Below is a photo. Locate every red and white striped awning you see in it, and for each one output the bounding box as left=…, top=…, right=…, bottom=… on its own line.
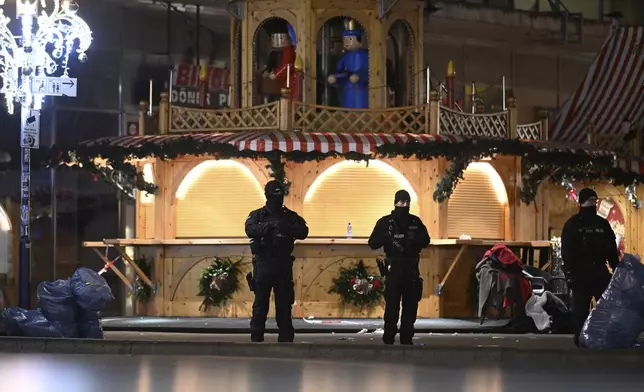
left=550, top=27, right=644, bottom=143
left=83, top=131, right=464, bottom=155
left=81, top=131, right=612, bottom=156
left=616, top=158, right=644, bottom=174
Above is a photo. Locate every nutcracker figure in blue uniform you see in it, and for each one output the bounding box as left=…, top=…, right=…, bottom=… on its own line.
left=327, top=19, right=369, bottom=109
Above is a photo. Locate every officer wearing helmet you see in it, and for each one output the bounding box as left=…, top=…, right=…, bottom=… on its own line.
left=245, top=180, right=309, bottom=342
left=561, top=188, right=619, bottom=346
left=368, top=190, right=430, bottom=345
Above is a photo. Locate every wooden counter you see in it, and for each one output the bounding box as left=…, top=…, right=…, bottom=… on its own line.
left=84, top=239, right=550, bottom=318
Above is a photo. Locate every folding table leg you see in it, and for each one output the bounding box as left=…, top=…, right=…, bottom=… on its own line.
left=117, top=247, right=154, bottom=289
left=92, top=248, right=134, bottom=292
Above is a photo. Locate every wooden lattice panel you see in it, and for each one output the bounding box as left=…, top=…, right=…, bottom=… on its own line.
left=293, top=102, right=429, bottom=133
left=170, top=102, right=279, bottom=132
left=439, top=106, right=508, bottom=137
left=517, top=121, right=542, bottom=140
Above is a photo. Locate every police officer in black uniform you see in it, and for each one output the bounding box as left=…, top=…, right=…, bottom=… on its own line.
left=245, top=180, right=309, bottom=343
left=561, top=188, right=619, bottom=346
left=368, top=190, right=430, bottom=345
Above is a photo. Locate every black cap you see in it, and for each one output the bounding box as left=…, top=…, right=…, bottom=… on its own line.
left=394, top=190, right=411, bottom=204
left=578, top=188, right=597, bottom=204
left=265, top=180, right=284, bottom=196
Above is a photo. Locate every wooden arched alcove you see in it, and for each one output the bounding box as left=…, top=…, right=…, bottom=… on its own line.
left=384, top=18, right=418, bottom=107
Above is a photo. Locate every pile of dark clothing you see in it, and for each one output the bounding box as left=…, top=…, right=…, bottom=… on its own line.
left=476, top=244, right=532, bottom=326
left=581, top=253, right=644, bottom=349
left=0, top=268, right=114, bottom=339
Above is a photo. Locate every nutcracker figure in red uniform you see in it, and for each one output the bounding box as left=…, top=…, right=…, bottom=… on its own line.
left=262, top=19, right=298, bottom=101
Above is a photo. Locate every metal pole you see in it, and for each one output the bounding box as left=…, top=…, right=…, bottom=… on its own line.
left=471, top=81, right=476, bottom=113
left=425, top=66, right=430, bottom=104
left=502, top=76, right=506, bottom=111
left=148, top=79, right=153, bottom=115
left=195, top=5, right=201, bottom=62
left=50, top=107, right=57, bottom=281
left=18, top=120, right=31, bottom=309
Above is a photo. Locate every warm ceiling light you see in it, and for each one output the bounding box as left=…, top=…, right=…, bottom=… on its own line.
left=141, top=163, right=155, bottom=204
left=176, top=160, right=260, bottom=200
left=304, top=160, right=418, bottom=203
left=467, top=162, right=508, bottom=204
left=0, top=206, right=11, bottom=232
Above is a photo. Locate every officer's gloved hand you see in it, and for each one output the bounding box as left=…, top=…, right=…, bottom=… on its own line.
left=274, top=221, right=291, bottom=236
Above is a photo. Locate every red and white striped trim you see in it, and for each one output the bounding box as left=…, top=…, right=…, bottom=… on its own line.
left=616, top=158, right=644, bottom=174
left=550, top=27, right=644, bottom=143
left=84, top=132, right=464, bottom=155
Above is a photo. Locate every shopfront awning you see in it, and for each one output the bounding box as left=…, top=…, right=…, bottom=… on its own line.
left=550, top=27, right=644, bottom=144
left=82, top=131, right=463, bottom=155
left=616, top=158, right=644, bottom=175
left=81, top=131, right=610, bottom=156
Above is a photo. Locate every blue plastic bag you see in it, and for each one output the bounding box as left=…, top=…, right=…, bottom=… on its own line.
left=581, top=254, right=644, bottom=349
left=1, top=308, right=22, bottom=336
left=1, top=307, right=62, bottom=338
left=70, top=268, right=114, bottom=311
left=77, top=310, right=104, bottom=339
left=37, top=279, right=78, bottom=338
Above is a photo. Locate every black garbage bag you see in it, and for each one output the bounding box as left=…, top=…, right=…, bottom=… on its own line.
left=37, top=279, right=78, bottom=338
left=581, top=253, right=644, bottom=349
left=77, top=310, right=104, bottom=339
left=1, top=307, right=62, bottom=338
left=70, top=268, right=114, bottom=311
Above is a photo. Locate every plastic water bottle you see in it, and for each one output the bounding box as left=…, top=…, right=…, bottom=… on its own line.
left=347, top=223, right=353, bottom=238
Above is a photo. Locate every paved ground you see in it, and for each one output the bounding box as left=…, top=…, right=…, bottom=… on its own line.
left=105, top=331, right=577, bottom=350
left=0, top=352, right=642, bottom=392
left=102, top=316, right=510, bottom=333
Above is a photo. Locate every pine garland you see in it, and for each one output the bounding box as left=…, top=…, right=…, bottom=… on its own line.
left=131, top=257, right=152, bottom=304
left=329, top=260, right=385, bottom=309
left=4, top=134, right=639, bottom=205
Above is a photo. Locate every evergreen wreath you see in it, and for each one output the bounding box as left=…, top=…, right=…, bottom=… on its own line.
left=131, top=256, right=153, bottom=304
left=197, top=257, right=242, bottom=311
left=329, top=260, right=385, bottom=308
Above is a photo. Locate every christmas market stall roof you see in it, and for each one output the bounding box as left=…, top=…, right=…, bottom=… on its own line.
left=42, top=130, right=643, bottom=204
left=550, top=26, right=644, bottom=144
left=79, top=131, right=613, bottom=158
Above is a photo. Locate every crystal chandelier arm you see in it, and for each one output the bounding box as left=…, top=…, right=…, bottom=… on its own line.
left=33, top=14, right=92, bottom=76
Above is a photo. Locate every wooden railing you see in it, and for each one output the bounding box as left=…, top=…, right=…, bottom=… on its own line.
left=292, top=102, right=429, bottom=133
left=139, top=91, right=548, bottom=141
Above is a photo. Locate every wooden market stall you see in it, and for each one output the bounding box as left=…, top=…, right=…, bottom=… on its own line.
left=80, top=1, right=644, bottom=319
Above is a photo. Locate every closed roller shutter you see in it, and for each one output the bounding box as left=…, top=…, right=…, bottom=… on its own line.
left=303, top=160, right=419, bottom=237
left=447, top=163, right=505, bottom=239
left=175, top=161, right=265, bottom=237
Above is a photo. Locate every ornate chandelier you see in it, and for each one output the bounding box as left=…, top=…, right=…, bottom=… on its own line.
left=0, top=0, right=92, bottom=114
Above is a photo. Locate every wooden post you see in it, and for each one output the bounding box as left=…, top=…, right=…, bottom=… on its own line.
left=429, top=90, right=440, bottom=134
left=632, top=132, right=641, bottom=156
left=138, top=101, right=147, bottom=136
left=159, top=92, right=169, bottom=134
left=507, top=96, right=518, bottom=138
left=279, top=88, right=292, bottom=131
left=539, top=109, right=549, bottom=141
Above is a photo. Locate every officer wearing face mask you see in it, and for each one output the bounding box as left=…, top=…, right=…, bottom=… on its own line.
left=561, top=188, right=619, bottom=346
left=245, top=180, right=309, bottom=342
left=368, top=190, right=430, bottom=345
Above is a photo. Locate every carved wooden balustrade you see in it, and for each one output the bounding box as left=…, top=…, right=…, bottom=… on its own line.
left=138, top=91, right=548, bottom=141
